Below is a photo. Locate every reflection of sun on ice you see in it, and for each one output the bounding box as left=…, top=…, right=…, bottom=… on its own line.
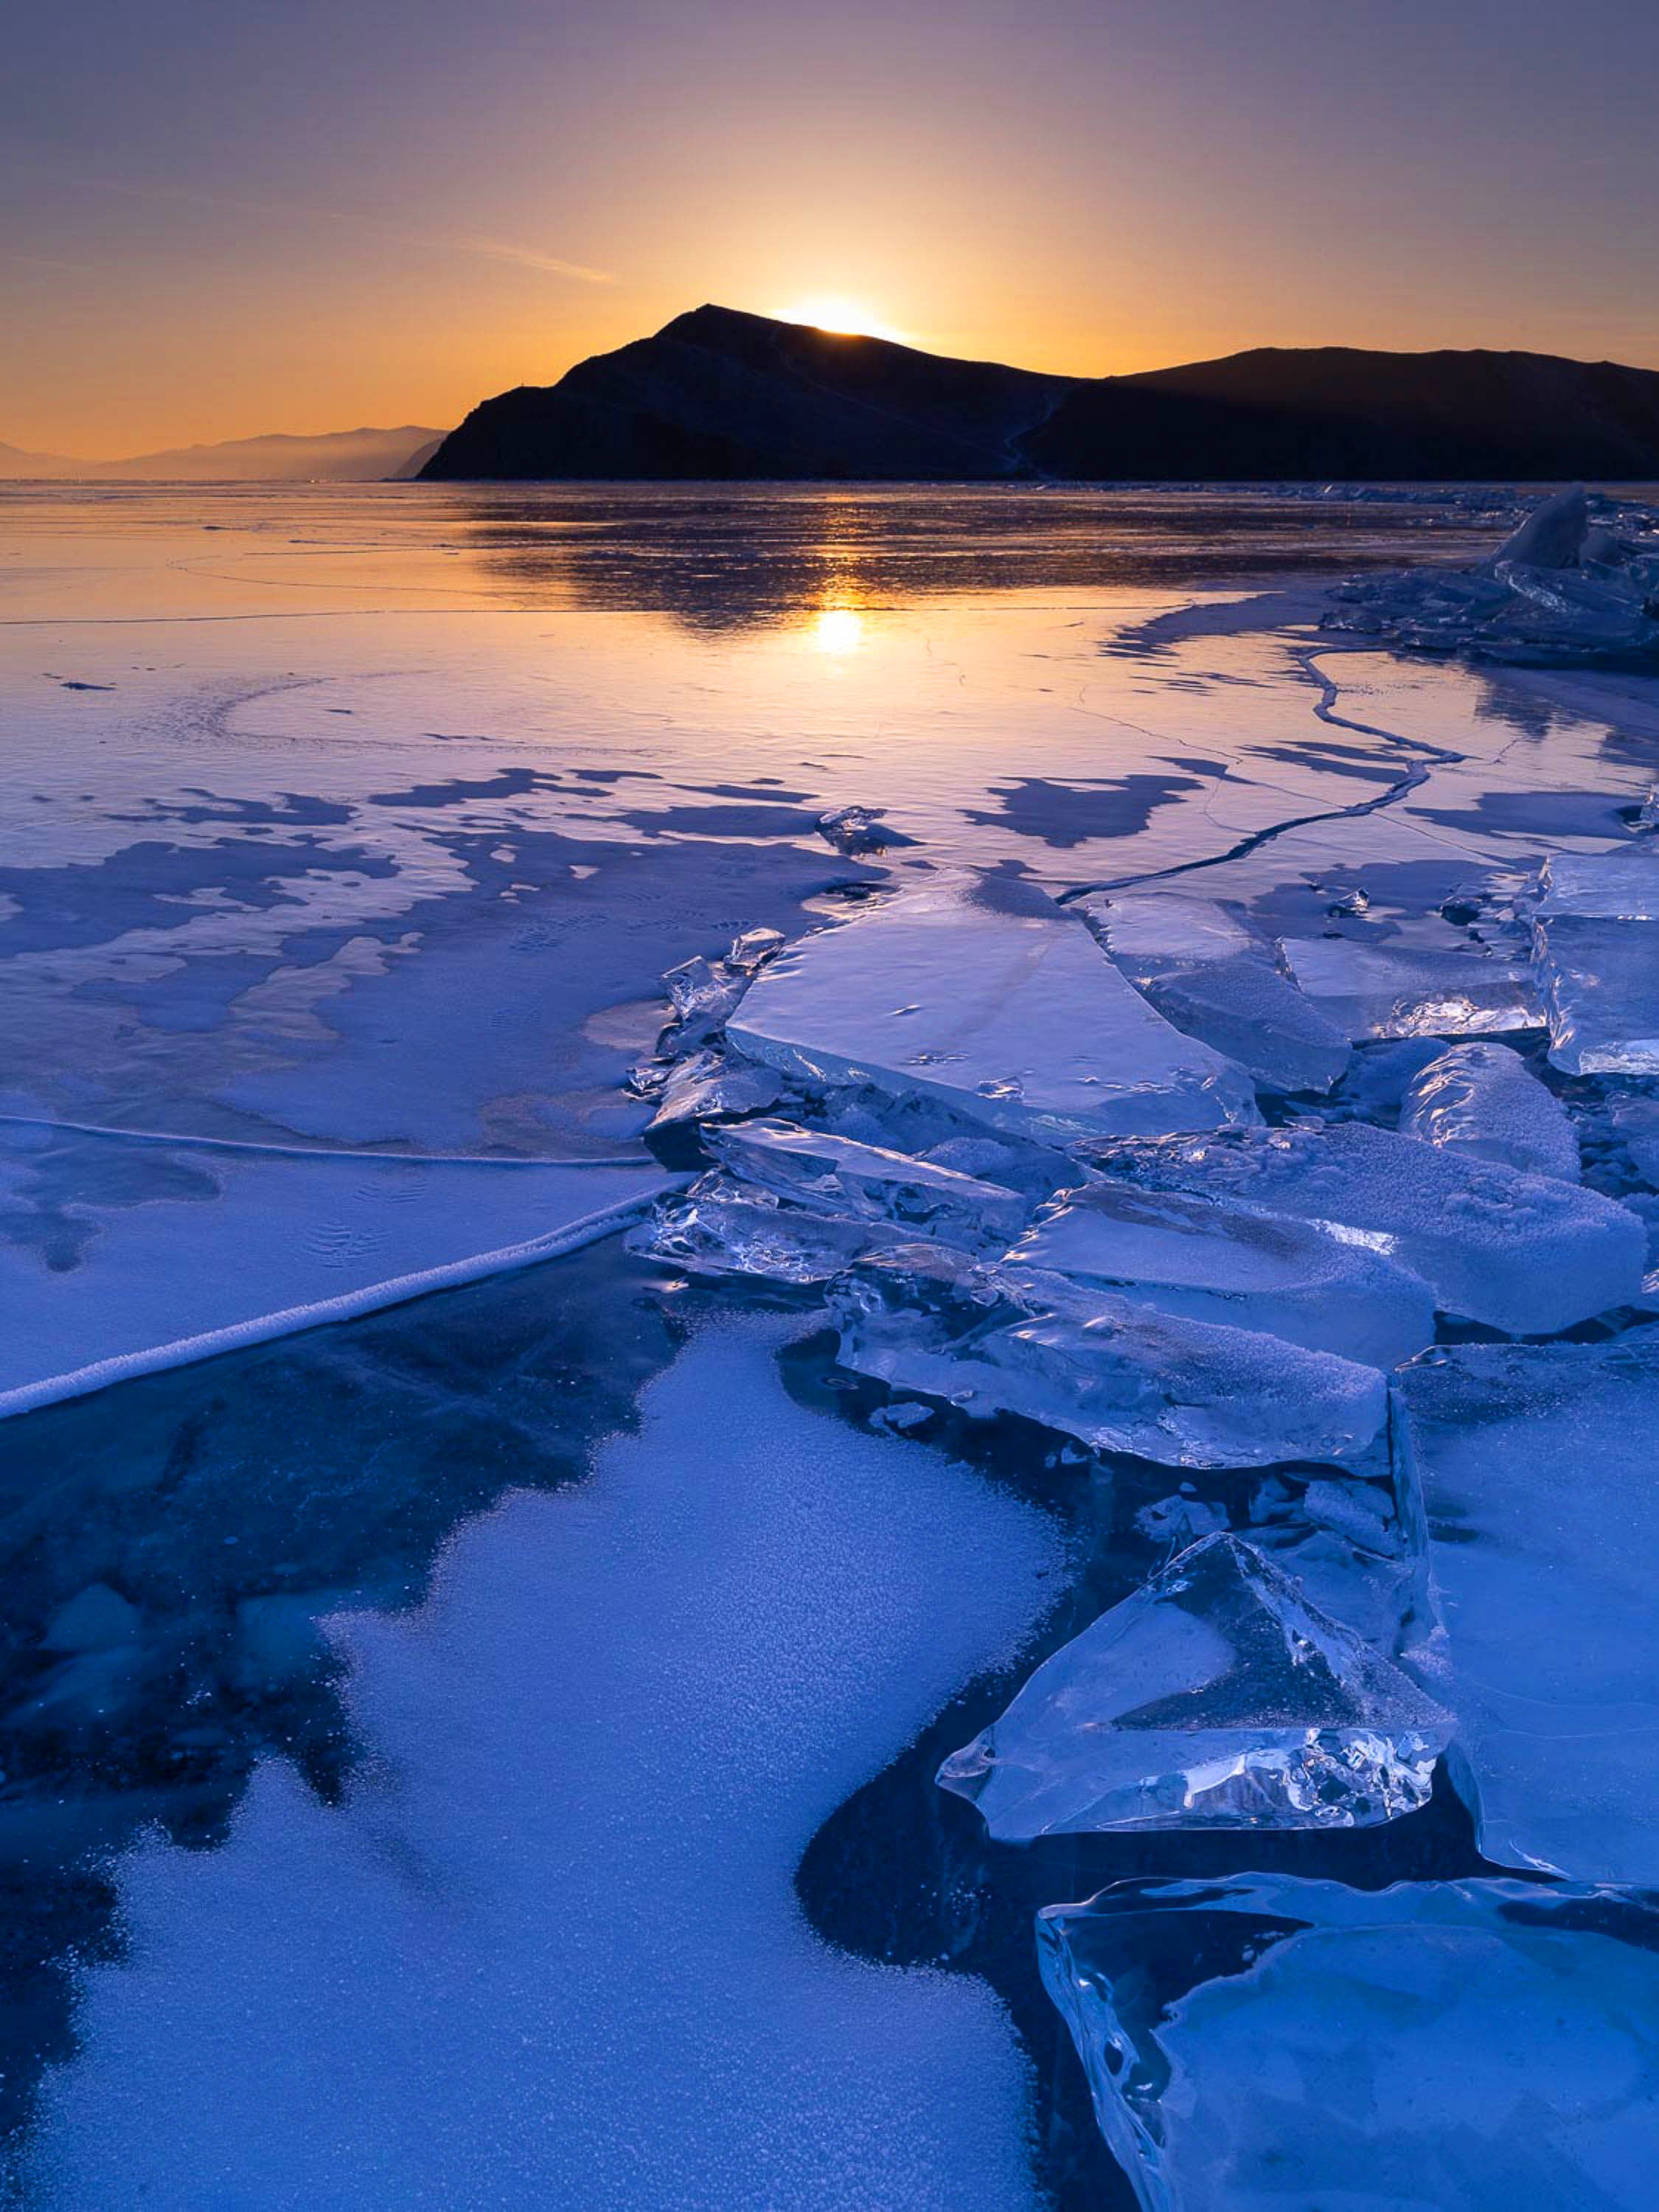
left=811, top=606, right=865, bottom=653
left=779, top=296, right=905, bottom=343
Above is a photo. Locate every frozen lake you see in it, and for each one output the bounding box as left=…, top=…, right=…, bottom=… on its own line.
left=4, top=482, right=1658, bottom=2208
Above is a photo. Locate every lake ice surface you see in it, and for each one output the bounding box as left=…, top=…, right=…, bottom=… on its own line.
left=4, top=481, right=1659, bottom=2208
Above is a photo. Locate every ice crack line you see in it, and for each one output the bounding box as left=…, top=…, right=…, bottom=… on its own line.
left=1057, top=644, right=1469, bottom=901
left=0, top=1112, right=653, bottom=1169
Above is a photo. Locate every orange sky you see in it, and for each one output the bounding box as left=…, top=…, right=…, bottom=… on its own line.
left=7, top=0, right=1659, bottom=455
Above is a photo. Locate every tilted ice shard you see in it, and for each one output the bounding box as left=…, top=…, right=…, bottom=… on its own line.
left=705, top=1119, right=1028, bottom=1248
left=1037, top=1876, right=1659, bottom=2212
left=726, top=872, right=1262, bottom=1145
left=627, top=1174, right=910, bottom=1284
left=938, top=1534, right=1450, bottom=1840
left=1281, top=933, right=1543, bottom=1040
left=1534, top=913, right=1659, bottom=1074
left=642, top=1051, right=790, bottom=1135
left=1007, top=1178, right=1436, bottom=1366
left=1087, top=1121, right=1644, bottom=1334
left=1536, top=849, right=1659, bottom=920
left=1399, top=1040, right=1579, bottom=1180
left=829, top=1249, right=1389, bottom=1469
left=1395, top=1329, right=1659, bottom=1884
left=1487, top=482, right=1590, bottom=571
left=1074, top=891, right=1351, bottom=1094
left=1610, top=1092, right=1659, bottom=1184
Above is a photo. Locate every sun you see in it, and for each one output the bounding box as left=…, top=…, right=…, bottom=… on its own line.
left=776, top=295, right=905, bottom=344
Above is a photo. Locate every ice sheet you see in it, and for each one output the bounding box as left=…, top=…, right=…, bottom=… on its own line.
left=24, top=1319, right=1057, bottom=2211
left=939, top=1534, right=1449, bottom=1838
left=0, top=1128, right=669, bottom=1414
left=1089, top=1121, right=1644, bottom=1334
left=1280, top=933, right=1543, bottom=1040
left=727, top=873, right=1260, bottom=1144
left=1534, top=913, right=1659, bottom=1074
left=1038, top=1876, right=1659, bottom=2212
left=1395, top=1330, right=1659, bottom=1883
left=1007, top=1178, right=1436, bottom=1366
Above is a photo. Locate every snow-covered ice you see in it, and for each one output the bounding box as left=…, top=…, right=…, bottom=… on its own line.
left=938, top=1533, right=1450, bottom=1838
left=1038, top=1874, right=1659, bottom=2212
left=727, top=872, right=1261, bottom=1144
left=1074, top=891, right=1351, bottom=1093
left=1090, top=1121, right=1644, bottom=1334
left=1395, top=1329, right=1659, bottom=1884
left=830, top=1248, right=1390, bottom=1468
left=1398, top=1040, right=1579, bottom=1180
left=1006, top=1178, right=1436, bottom=1366
left=23, top=1319, right=1057, bottom=2211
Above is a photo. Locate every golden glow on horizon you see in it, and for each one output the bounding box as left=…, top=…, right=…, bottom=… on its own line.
left=776, top=296, right=906, bottom=344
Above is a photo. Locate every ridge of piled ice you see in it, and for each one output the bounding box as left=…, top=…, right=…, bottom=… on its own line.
left=1322, top=486, right=1659, bottom=664
left=1533, top=912, right=1659, bottom=1074
left=1037, top=1875, right=1659, bottom=2212
left=1281, top=933, right=1543, bottom=1041
left=1395, top=1329, right=1659, bottom=1884
left=938, top=1533, right=1450, bottom=1839
left=1086, top=1121, right=1644, bottom=1334
left=726, top=872, right=1262, bottom=1145
left=1074, top=891, right=1351, bottom=1094
left=1006, top=1178, right=1436, bottom=1366
left=706, top=1119, right=1029, bottom=1248
left=627, top=1173, right=911, bottom=1284
left=1399, top=1040, right=1579, bottom=1180
left=829, top=1247, right=1389, bottom=1469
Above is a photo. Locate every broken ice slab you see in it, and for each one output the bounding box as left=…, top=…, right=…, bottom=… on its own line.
left=1281, top=933, right=1543, bottom=1040
left=1399, top=1040, right=1579, bottom=1181
left=830, top=1248, right=1389, bottom=1470
left=1395, top=1329, right=1659, bottom=1883
left=1536, top=850, right=1659, bottom=920
left=1037, top=1875, right=1659, bottom=2212
left=1609, top=1092, right=1659, bottom=1184
left=726, top=873, right=1262, bottom=1146
left=1088, top=1121, right=1644, bottom=1334
left=1007, top=1178, right=1436, bottom=1366
left=1534, top=914, right=1659, bottom=1074
left=938, top=1533, right=1450, bottom=1840
left=1076, top=891, right=1351, bottom=1093
left=815, top=804, right=915, bottom=856
left=705, top=1119, right=1027, bottom=1249
left=626, top=1174, right=909, bottom=1286
left=641, top=1051, right=791, bottom=1135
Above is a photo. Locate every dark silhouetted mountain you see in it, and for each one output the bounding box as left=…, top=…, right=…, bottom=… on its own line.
left=0, top=426, right=442, bottom=482
left=420, top=309, right=1659, bottom=483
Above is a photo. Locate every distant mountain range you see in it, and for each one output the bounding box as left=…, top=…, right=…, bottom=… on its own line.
left=419, top=306, right=1659, bottom=482
left=0, top=425, right=442, bottom=483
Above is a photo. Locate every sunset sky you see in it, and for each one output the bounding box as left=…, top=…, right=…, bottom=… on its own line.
left=7, top=0, right=1659, bottom=456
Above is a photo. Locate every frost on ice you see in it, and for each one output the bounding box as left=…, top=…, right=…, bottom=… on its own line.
left=1088, top=1121, right=1644, bottom=1335
left=1399, top=1040, right=1579, bottom=1181
left=1395, top=1329, right=1659, bottom=1885
left=938, top=1533, right=1450, bottom=1840
left=726, top=872, right=1261, bottom=1144
left=24, top=1321, right=1057, bottom=2212
left=829, top=1248, right=1390, bottom=1469
left=1008, top=1178, right=1436, bottom=1367
left=1037, top=1876, right=1659, bottom=2212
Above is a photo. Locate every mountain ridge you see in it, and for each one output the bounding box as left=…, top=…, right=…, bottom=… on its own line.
left=420, top=307, right=1659, bottom=483
left=0, top=425, right=442, bottom=483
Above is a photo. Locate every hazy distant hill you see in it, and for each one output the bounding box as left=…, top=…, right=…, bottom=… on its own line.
left=420, top=307, right=1659, bottom=482
left=0, top=425, right=442, bottom=483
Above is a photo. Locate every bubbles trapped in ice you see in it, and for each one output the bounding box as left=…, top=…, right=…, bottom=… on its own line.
left=939, top=1533, right=1450, bottom=1840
